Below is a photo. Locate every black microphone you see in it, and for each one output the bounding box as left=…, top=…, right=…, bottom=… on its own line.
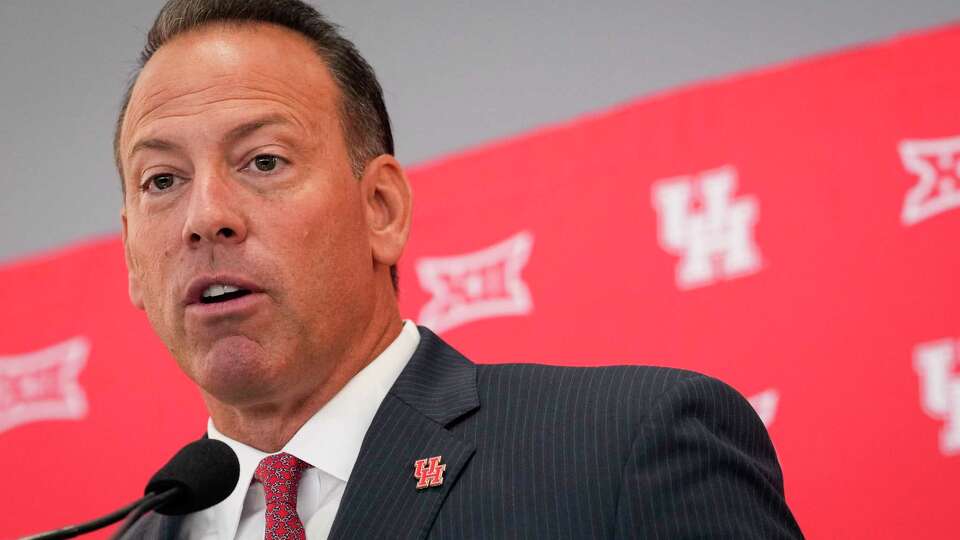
left=22, top=439, right=240, bottom=540
left=142, top=438, right=241, bottom=515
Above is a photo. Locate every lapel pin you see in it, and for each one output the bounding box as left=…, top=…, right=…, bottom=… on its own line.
left=413, top=455, right=446, bottom=489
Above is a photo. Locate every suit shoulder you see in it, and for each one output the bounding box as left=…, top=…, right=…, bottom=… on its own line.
left=477, top=362, right=704, bottom=386
left=475, top=362, right=727, bottom=412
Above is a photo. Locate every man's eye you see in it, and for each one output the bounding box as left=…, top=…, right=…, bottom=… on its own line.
left=252, top=155, right=280, bottom=172
left=148, top=174, right=176, bottom=191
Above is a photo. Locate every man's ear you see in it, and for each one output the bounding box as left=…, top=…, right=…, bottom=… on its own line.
left=360, top=154, right=413, bottom=269
left=121, top=208, right=145, bottom=310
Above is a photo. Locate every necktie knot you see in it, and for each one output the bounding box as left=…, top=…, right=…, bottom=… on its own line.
left=254, top=452, right=311, bottom=539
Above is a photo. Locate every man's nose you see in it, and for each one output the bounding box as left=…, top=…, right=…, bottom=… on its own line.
left=182, top=170, right=248, bottom=247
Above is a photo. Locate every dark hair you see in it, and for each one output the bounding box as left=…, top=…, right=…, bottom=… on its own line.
left=115, top=0, right=398, bottom=289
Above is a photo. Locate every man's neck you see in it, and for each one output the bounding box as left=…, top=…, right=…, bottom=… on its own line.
left=203, top=313, right=404, bottom=453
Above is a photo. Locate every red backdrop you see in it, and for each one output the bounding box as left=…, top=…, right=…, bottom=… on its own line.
left=2, top=22, right=959, bottom=539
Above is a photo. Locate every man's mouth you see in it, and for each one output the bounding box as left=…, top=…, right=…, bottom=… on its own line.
left=200, top=284, right=253, bottom=304
left=184, top=275, right=264, bottom=311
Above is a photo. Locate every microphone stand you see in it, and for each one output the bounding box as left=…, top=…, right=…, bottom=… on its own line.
left=111, top=487, right=181, bottom=539
left=21, top=487, right=180, bottom=540
left=22, top=438, right=238, bottom=539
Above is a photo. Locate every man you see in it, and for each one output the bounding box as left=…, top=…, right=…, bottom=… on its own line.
left=117, top=0, right=802, bottom=538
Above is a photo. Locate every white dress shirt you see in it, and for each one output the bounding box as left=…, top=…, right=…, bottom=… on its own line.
left=180, top=321, right=421, bottom=540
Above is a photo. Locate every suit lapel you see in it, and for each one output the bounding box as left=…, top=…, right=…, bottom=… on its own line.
left=328, top=327, right=480, bottom=539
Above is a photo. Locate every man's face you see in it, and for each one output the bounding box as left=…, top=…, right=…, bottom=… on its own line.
left=120, top=24, right=380, bottom=406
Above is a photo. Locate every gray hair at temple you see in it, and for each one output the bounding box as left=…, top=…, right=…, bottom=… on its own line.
left=113, top=0, right=394, bottom=188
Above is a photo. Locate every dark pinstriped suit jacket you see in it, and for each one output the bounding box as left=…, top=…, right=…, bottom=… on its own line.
left=123, top=326, right=802, bottom=538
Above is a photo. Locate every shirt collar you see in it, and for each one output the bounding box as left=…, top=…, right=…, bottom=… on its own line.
left=283, top=319, right=420, bottom=481
left=204, top=320, right=421, bottom=538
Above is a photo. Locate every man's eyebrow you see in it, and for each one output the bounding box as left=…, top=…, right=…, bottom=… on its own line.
left=127, top=114, right=297, bottom=160
left=128, top=138, right=181, bottom=160
left=222, top=114, right=296, bottom=145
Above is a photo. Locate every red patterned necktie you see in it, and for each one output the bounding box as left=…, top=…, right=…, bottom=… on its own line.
left=254, top=452, right=311, bottom=540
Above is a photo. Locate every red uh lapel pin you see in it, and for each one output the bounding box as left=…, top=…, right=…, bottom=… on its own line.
left=413, top=456, right=446, bottom=489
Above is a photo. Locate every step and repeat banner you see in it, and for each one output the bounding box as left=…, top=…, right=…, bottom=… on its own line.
left=2, top=22, right=958, bottom=539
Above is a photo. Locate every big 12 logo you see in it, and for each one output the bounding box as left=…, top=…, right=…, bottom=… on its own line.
left=416, top=231, right=534, bottom=334
left=899, top=135, right=960, bottom=226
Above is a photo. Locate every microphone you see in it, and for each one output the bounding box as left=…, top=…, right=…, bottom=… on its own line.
left=143, top=438, right=241, bottom=515
left=23, top=439, right=240, bottom=540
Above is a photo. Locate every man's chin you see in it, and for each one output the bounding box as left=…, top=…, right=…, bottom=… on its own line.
left=191, top=335, right=277, bottom=405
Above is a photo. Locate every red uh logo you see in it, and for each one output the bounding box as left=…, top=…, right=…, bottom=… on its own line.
left=413, top=456, right=446, bottom=489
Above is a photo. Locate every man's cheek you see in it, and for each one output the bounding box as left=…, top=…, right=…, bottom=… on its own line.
left=137, top=272, right=173, bottom=333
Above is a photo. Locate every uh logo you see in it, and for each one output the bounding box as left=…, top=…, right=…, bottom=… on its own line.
left=914, top=338, right=960, bottom=455
left=651, top=166, right=763, bottom=290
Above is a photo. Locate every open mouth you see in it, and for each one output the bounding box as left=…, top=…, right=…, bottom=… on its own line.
left=200, top=284, right=253, bottom=304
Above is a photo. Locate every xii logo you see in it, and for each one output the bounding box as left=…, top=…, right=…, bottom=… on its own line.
left=914, top=338, right=960, bottom=455
left=0, top=337, right=90, bottom=434
left=413, top=456, right=446, bottom=489
left=899, top=135, right=960, bottom=226
left=416, top=231, right=533, bottom=334
left=651, top=166, right=763, bottom=289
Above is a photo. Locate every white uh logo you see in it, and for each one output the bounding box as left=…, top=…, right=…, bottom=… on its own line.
left=651, top=166, right=762, bottom=289
left=914, top=338, right=960, bottom=455
left=899, top=135, right=960, bottom=226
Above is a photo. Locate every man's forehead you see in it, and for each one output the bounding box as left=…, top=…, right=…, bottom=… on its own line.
left=145, top=21, right=323, bottom=72
left=122, top=22, right=337, bottom=147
